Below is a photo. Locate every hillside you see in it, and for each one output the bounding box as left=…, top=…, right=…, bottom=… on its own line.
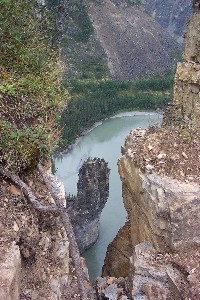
left=142, top=0, right=192, bottom=43
left=0, top=1, right=199, bottom=300
left=88, top=0, right=180, bottom=80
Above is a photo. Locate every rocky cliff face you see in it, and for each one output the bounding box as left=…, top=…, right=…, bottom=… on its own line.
left=163, top=4, right=200, bottom=127
left=142, top=0, right=192, bottom=43
left=102, top=221, right=132, bottom=278
left=0, top=170, right=71, bottom=300
left=88, top=0, right=180, bottom=80
left=102, top=1, right=200, bottom=299
left=67, top=158, right=110, bottom=254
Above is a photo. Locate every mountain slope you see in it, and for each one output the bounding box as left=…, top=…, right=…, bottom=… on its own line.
left=142, top=0, right=192, bottom=43
left=88, top=0, right=180, bottom=80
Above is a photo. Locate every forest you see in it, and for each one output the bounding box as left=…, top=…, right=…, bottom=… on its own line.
left=60, top=72, right=174, bottom=147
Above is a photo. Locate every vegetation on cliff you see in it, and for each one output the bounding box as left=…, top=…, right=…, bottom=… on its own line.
left=0, top=0, right=67, bottom=171
left=0, top=0, right=177, bottom=159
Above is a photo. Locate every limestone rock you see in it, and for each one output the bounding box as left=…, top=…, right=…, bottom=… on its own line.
left=103, top=2, right=200, bottom=299
left=0, top=243, right=21, bottom=300
left=131, top=241, right=199, bottom=299
left=67, top=158, right=110, bottom=253
left=102, top=221, right=132, bottom=278
left=118, top=157, right=200, bottom=251
left=163, top=3, right=200, bottom=127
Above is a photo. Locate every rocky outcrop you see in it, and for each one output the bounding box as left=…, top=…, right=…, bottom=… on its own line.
left=0, top=169, right=72, bottom=300
left=0, top=244, right=21, bottom=300
left=94, top=276, right=130, bottom=299
left=131, top=241, right=200, bottom=299
left=141, top=0, right=192, bottom=43
left=67, top=158, right=110, bottom=254
left=88, top=0, right=180, bottom=80
left=102, top=221, right=132, bottom=278
left=102, top=1, right=200, bottom=299
left=163, top=4, right=200, bottom=127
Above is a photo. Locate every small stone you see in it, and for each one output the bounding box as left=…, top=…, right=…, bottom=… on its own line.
left=171, top=155, right=179, bottom=161
left=148, top=144, right=153, bottom=151
left=28, top=180, right=33, bottom=187
left=104, top=284, right=118, bottom=300
left=107, top=277, right=115, bottom=285
left=22, top=248, right=30, bottom=258
left=182, top=152, right=188, bottom=159
left=50, top=278, right=61, bottom=298
left=157, top=153, right=166, bottom=159
left=9, top=185, right=21, bottom=196
left=13, top=221, right=19, bottom=232
left=145, top=164, right=154, bottom=171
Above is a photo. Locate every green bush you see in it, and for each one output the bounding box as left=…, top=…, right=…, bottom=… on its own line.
left=0, top=0, right=67, bottom=171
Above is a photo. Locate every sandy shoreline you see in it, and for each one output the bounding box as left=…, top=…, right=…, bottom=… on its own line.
left=56, top=111, right=163, bottom=157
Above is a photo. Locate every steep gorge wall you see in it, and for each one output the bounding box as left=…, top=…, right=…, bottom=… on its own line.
left=0, top=170, right=71, bottom=300
left=88, top=0, right=180, bottom=80
left=141, top=0, right=192, bottom=43
left=102, top=1, right=200, bottom=298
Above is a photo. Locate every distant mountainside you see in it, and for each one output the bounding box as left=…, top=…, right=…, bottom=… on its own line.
left=141, top=0, right=192, bottom=43
left=88, top=0, right=180, bottom=80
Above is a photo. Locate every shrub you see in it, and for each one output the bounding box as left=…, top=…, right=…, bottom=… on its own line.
left=0, top=0, right=67, bottom=171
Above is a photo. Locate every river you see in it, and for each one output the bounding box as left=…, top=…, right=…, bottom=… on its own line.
left=54, top=112, right=162, bottom=282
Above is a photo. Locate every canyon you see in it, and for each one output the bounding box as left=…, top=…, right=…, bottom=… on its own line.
left=102, top=1, right=200, bottom=298
left=0, top=1, right=199, bottom=299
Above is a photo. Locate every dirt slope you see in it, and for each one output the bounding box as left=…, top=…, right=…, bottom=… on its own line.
left=142, top=0, right=192, bottom=43
left=88, top=0, right=180, bottom=80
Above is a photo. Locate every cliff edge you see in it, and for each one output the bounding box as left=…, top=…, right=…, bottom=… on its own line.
left=102, top=1, right=200, bottom=299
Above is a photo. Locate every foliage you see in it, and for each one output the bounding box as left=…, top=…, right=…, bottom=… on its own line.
left=0, top=0, right=67, bottom=171
left=60, top=73, right=174, bottom=148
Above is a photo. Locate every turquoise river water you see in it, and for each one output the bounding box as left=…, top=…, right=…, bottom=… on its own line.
left=54, top=112, right=162, bottom=282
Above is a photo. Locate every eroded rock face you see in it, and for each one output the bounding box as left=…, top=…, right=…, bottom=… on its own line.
left=102, top=1, right=200, bottom=299
left=131, top=241, right=200, bottom=300
left=118, top=152, right=200, bottom=252
left=67, top=158, right=110, bottom=254
left=102, top=221, right=132, bottom=278
left=163, top=4, right=200, bottom=127
left=141, top=0, right=192, bottom=43
left=0, top=244, right=21, bottom=300
left=0, top=170, right=70, bottom=300
left=88, top=0, right=180, bottom=80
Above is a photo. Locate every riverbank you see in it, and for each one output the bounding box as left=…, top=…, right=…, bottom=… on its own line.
left=54, top=113, right=163, bottom=281
left=56, top=110, right=163, bottom=157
